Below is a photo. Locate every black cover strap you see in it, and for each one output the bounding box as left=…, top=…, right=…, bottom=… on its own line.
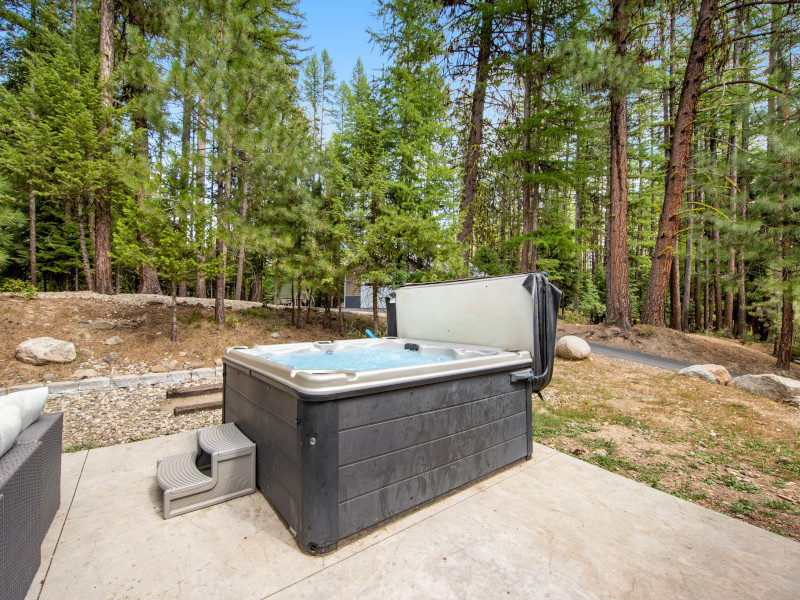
left=511, top=272, right=562, bottom=391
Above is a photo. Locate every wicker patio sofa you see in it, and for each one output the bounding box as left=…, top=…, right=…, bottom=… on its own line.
left=0, top=412, right=62, bottom=600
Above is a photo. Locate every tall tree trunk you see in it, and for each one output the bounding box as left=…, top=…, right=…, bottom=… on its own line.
left=372, top=284, right=379, bottom=333
left=642, top=0, right=718, bottom=326
left=712, top=142, right=722, bottom=330
left=234, top=181, right=248, bottom=300
left=521, top=6, right=533, bottom=272
left=606, top=0, right=632, bottom=331
left=457, top=1, right=493, bottom=268
left=195, top=98, right=207, bottom=298
left=681, top=216, right=693, bottom=331
left=249, top=256, right=263, bottom=302
left=724, top=28, right=741, bottom=335
left=215, top=142, right=232, bottom=326
left=694, top=255, right=702, bottom=330
left=28, top=0, right=37, bottom=287
left=574, top=142, right=582, bottom=312
left=337, top=292, right=345, bottom=336
left=777, top=286, right=794, bottom=371
left=670, top=255, right=681, bottom=329
left=775, top=34, right=793, bottom=370
left=295, top=281, right=304, bottom=329
left=94, top=0, right=115, bottom=295
left=29, top=185, right=36, bottom=287
left=77, top=198, right=93, bottom=290
left=704, top=256, right=711, bottom=331
left=134, top=114, right=162, bottom=294
left=735, top=19, right=750, bottom=339
left=291, top=279, right=296, bottom=325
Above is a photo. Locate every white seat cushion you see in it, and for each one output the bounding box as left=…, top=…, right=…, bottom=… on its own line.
left=0, top=404, right=22, bottom=459
left=0, top=387, right=49, bottom=431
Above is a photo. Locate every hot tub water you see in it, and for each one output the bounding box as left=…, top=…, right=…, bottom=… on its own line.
left=265, top=348, right=454, bottom=372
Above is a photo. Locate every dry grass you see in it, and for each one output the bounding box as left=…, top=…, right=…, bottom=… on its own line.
left=539, top=355, right=800, bottom=540
left=1, top=295, right=378, bottom=385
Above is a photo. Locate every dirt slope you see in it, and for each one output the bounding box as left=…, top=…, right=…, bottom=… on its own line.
left=559, top=322, right=800, bottom=380
left=1, top=292, right=376, bottom=386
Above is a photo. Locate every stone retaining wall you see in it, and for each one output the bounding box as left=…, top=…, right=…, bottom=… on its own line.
left=0, top=367, right=223, bottom=397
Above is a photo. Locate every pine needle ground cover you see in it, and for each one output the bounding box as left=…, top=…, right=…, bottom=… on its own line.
left=538, top=355, right=800, bottom=541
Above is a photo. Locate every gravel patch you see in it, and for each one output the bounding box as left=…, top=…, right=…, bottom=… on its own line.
left=30, top=291, right=264, bottom=311
left=45, top=379, right=222, bottom=451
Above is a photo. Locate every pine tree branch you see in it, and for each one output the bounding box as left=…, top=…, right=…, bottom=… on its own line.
left=701, top=79, right=784, bottom=95
left=720, top=0, right=795, bottom=12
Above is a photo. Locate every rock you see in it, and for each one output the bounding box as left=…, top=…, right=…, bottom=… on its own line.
left=594, top=448, right=608, bottom=457
left=191, top=368, right=218, bottom=381
left=729, top=374, right=800, bottom=407
left=179, top=351, right=188, bottom=357
left=72, top=368, right=99, bottom=380
left=42, top=372, right=55, bottom=381
left=270, top=332, right=280, bottom=339
left=150, top=365, right=169, bottom=373
left=15, top=337, right=76, bottom=365
left=104, top=336, right=123, bottom=346
left=103, top=353, right=118, bottom=364
left=699, top=364, right=733, bottom=385
left=555, top=336, right=591, bottom=360
left=90, top=320, right=115, bottom=330
left=48, top=377, right=111, bottom=396
left=678, top=365, right=719, bottom=383
left=214, top=358, right=223, bottom=367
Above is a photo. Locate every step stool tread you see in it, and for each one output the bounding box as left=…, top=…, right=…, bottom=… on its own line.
left=198, top=423, right=254, bottom=457
left=157, top=450, right=211, bottom=493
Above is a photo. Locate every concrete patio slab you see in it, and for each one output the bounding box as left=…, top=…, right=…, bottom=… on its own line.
left=29, top=434, right=800, bottom=600
left=25, top=450, right=87, bottom=600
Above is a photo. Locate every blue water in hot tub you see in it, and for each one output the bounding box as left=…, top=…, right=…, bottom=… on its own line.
left=267, top=348, right=454, bottom=372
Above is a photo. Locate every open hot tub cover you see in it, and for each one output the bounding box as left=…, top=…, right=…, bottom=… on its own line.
left=387, top=272, right=562, bottom=391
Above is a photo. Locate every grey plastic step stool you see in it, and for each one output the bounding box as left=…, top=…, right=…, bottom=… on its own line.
left=156, top=423, right=255, bottom=518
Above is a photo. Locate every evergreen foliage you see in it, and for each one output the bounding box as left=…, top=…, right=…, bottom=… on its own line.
left=0, top=0, right=797, bottom=364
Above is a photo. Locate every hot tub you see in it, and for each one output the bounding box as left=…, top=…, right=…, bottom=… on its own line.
left=222, top=273, right=561, bottom=555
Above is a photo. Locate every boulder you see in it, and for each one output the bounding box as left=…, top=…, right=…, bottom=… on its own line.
left=15, top=337, right=76, bottom=365
left=699, top=364, right=733, bottom=385
left=729, top=374, right=800, bottom=407
left=104, top=336, right=123, bottom=346
left=90, top=320, right=115, bottom=330
left=555, top=336, right=591, bottom=360
left=72, top=368, right=99, bottom=380
left=679, top=365, right=719, bottom=383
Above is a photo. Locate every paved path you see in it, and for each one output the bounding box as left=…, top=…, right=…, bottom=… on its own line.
left=29, top=432, right=800, bottom=600
left=588, top=342, right=693, bottom=371
left=587, top=342, right=743, bottom=377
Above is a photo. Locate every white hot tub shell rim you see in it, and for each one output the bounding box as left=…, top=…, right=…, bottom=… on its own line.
left=223, top=337, right=532, bottom=400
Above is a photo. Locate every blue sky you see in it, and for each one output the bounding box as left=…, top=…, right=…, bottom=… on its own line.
left=297, top=0, right=385, bottom=84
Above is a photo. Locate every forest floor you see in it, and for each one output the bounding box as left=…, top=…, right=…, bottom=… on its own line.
left=1, top=291, right=374, bottom=386
left=559, top=321, right=800, bottom=379
left=538, top=354, right=800, bottom=542
left=2, top=292, right=798, bottom=540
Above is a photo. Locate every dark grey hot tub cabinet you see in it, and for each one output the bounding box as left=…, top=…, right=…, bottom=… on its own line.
left=223, top=272, right=561, bottom=555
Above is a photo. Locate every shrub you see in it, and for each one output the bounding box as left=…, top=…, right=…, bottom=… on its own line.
left=0, top=278, right=37, bottom=299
